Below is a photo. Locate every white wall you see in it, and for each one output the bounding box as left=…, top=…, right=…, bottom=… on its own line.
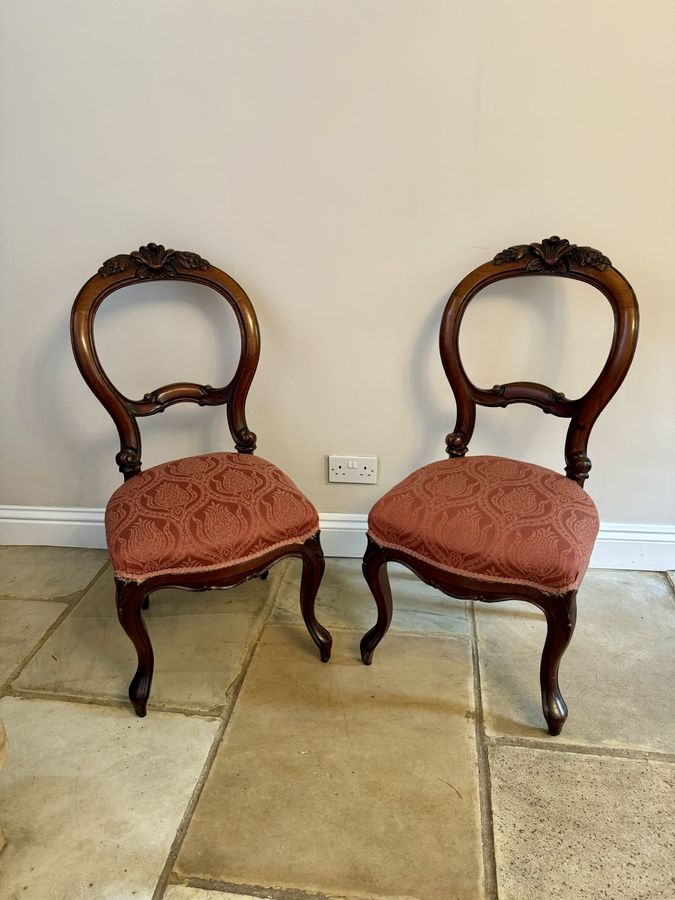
left=1, top=1, right=673, bottom=537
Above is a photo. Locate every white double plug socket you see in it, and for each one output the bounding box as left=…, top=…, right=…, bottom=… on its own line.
left=328, top=455, right=378, bottom=484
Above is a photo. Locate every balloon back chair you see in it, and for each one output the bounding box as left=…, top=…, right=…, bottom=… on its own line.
left=361, top=237, right=638, bottom=735
left=71, top=243, right=331, bottom=716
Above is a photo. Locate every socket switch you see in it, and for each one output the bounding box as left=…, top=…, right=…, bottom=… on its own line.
left=328, top=455, right=378, bottom=484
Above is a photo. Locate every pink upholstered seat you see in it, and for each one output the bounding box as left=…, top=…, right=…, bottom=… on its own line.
left=368, top=455, right=599, bottom=595
left=105, top=452, right=319, bottom=583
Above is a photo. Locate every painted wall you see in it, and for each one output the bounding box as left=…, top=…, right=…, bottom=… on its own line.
left=1, top=1, right=673, bottom=530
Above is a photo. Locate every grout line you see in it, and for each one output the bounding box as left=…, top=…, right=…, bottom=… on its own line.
left=0, top=592, right=90, bottom=604
left=468, top=601, right=499, bottom=900
left=182, top=875, right=344, bottom=899
left=0, top=560, right=111, bottom=696
left=267, top=619, right=470, bottom=639
left=151, top=568, right=288, bottom=900
left=486, top=734, right=675, bottom=763
left=5, top=687, right=225, bottom=720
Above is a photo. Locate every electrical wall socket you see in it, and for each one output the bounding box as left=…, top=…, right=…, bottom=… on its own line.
left=328, top=455, right=378, bottom=484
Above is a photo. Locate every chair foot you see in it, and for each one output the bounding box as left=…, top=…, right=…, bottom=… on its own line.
left=360, top=537, right=393, bottom=664
left=539, top=591, right=577, bottom=736
left=546, top=713, right=565, bottom=737
left=129, top=671, right=151, bottom=718
left=259, top=570, right=269, bottom=581
left=299, top=534, right=332, bottom=662
left=116, top=580, right=154, bottom=718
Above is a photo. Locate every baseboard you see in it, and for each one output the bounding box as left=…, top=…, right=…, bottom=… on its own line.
left=318, top=513, right=369, bottom=558
left=587, top=524, right=675, bottom=571
left=0, top=506, right=673, bottom=571
left=0, top=506, right=107, bottom=549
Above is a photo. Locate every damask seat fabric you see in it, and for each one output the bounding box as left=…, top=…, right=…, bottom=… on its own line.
left=368, top=455, right=599, bottom=595
left=105, top=453, right=319, bottom=583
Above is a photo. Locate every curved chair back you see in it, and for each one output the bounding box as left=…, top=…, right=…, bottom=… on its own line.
left=71, top=243, right=260, bottom=480
left=439, top=236, right=639, bottom=485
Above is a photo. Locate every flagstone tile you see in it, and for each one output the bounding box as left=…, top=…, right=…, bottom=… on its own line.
left=0, top=598, right=67, bottom=683
left=0, top=696, right=219, bottom=900
left=0, top=546, right=108, bottom=601
left=489, top=743, right=675, bottom=900
left=475, top=569, right=675, bottom=750
left=176, top=625, right=482, bottom=900
left=14, top=564, right=286, bottom=714
left=273, top=557, right=469, bottom=637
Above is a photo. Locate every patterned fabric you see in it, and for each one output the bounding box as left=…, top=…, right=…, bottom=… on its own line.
left=105, top=453, right=319, bottom=582
left=368, top=455, right=599, bottom=595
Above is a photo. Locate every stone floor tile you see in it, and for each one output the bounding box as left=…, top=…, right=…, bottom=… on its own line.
left=274, top=557, right=469, bottom=637
left=0, top=598, right=66, bottom=684
left=176, top=624, right=481, bottom=900
left=475, top=569, right=675, bottom=750
left=14, top=564, right=286, bottom=714
left=667, top=571, right=674, bottom=592
left=489, top=743, right=675, bottom=900
left=0, top=696, right=219, bottom=900
left=0, top=546, right=108, bottom=600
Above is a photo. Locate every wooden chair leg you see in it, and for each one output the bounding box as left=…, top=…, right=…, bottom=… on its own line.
left=299, top=534, right=332, bottom=662
left=360, top=536, right=393, bottom=665
left=141, top=595, right=150, bottom=610
left=539, top=590, right=577, bottom=735
left=115, top=579, right=154, bottom=717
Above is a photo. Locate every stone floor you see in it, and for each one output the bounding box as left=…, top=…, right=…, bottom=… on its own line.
left=0, top=546, right=674, bottom=900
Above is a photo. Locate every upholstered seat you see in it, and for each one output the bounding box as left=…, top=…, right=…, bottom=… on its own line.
left=368, top=455, right=599, bottom=596
left=106, top=452, right=319, bottom=583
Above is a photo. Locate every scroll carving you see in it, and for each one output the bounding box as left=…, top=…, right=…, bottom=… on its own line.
left=494, top=236, right=611, bottom=274
left=445, top=431, right=469, bottom=458
left=565, top=452, right=592, bottom=486
left=99, top=243, right=209, bottom=279
left=233, top=428, right=257, bottom=454
left=116, top=447, right=142, bottom=479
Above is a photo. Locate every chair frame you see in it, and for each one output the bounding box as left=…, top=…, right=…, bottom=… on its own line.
left=71, top=243, right=331, bottom=716
left=361, top=236, right=639, bottom=734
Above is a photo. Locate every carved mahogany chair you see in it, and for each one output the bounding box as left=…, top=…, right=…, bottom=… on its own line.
left=71, top=243, right=332, bottom=716
left=361, top=237, right=638, bottom=735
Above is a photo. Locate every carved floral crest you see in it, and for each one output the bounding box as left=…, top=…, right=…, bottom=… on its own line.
left=493, top=236, right=611, bottom=273
left=99, top=243, right=210, bottom=278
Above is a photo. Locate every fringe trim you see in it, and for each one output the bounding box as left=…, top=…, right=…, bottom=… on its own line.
left=111, top=525, right=320, bottom=584
left=367, top=530, right=587, bottom=596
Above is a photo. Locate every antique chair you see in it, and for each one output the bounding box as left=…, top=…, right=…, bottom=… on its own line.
left=361, top=237, right=638, bottom=735
left=71, top=243, right=332, bottom=716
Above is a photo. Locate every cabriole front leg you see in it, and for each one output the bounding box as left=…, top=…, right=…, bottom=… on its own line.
left=360, top=537, right=393, bottom=664
left=299, top=534, right=332, bottom=662
left=115, top=579, right=154, bottom=717
left=539, top=590, right=577, bottom=735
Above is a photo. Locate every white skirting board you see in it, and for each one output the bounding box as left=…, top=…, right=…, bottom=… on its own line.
left=0, top=506, right=673, bottom=572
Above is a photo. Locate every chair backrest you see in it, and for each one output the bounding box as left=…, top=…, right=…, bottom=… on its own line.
left=71, top=243, right=260, bottom=481
left=440, top=236, right=639, bottom=486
